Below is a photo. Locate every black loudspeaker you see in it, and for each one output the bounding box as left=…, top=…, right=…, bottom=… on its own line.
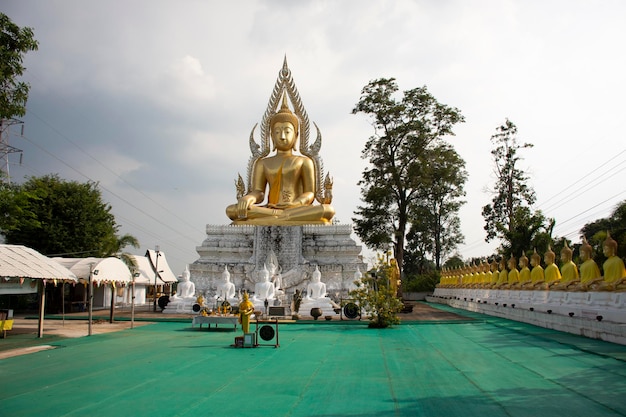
left=192, top=303, right=201, bottom=312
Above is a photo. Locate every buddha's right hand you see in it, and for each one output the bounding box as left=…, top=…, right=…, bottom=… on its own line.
left=237, top=196, right=256, bottom=219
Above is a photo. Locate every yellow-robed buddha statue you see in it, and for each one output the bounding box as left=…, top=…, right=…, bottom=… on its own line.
left=226, top=58, right=335, bottom=226
left=495, top=258, right=508, bottom=288
left=518, top=252, right=532, bottom=287
left=507, top=255, right=520, bottom=288
left=574, top=237, right=601, bottom=291
left=592, top=232, right=626, bottom=291
left=524, top=249, right=545, bottom=289
left=544, top=246, right=562, bottom=288
left=553, top=242, right=579, bottom=290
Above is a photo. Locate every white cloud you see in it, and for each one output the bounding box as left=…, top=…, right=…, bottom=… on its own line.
left=4, top=0, right=626, bottom=274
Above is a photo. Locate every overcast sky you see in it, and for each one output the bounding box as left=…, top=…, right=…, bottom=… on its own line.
left=4, top=0, right=626, bottom=276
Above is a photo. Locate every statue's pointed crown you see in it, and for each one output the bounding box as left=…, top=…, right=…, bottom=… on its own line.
left=270, top=91, right=299, bottom=133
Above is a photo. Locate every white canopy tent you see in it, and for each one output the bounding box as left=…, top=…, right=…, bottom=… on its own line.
left=144, top=249, right=179, bottom=311
left=0, top=244, right=78, bottom=337
left=53, top=257, right=133, bottom=309
left=145, top=249, right=178, bottom=284
left=124, top=255, right=163, bottom=306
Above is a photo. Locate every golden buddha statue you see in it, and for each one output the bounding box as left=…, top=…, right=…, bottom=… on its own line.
left=495, top=258, right=508, bottom=288
left=573, top=237, right=601, bottom=291
left=226, top=58, right=335, bottom=226
left=489, top=259, right=499, bottom=287
left=518, top=252, right=532, bottom=287
left=478, top=261, right=488, bottom=287
left=485, top=260, right=494, bottom=288
left=524, top=249, right=545, bottom=289
left=544, top=246, right=562, bottom=288
left=591, top=232, right=626, bottom=291
left=553, top=242, right=579, bottom=291
left=507, top=254, right=520, bottom=288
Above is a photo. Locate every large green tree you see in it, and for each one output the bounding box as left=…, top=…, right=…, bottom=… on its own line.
left=352, top=78, right=465, bottom=275
left=0, top=174, right=130, bottom=257
left=482, top=119, right=551, bottom=256
left=0, top=13, right=38, bottom=119
left=407, top=142, right=467, bottom=270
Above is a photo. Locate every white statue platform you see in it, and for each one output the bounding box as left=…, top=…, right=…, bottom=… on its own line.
left=431, top=287, right=626, bottom=344
left=299, top=297, right=339, bottom=317
left=189, top=224, right=367, bottom=316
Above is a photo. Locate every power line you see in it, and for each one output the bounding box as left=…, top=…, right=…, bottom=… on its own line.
left=19, top=132, right=200, bottom=249
left=537, top=149, right=626, bottom=210
left=25, top=109, right=200, bottom=236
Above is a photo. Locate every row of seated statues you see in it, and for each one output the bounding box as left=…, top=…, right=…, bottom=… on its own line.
left=166, top=261, right=333, bottom=314
left=438, top=234, right=626, bottom=292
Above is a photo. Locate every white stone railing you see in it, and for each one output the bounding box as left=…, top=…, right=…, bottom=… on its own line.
left=432, top=287, right=626, bottom=323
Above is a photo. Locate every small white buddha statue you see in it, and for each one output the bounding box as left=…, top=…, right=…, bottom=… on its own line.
left=173, top=265, right=195, bottom=299
left=253, top=264, right=275, bottom=301
left=306, top=266, right=327, bottom=300
left=347, top=266, right=362, bottom=291
left=216, top=265, right=236, bottom=301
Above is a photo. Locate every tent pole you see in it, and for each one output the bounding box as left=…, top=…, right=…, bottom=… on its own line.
left=88, top=263, right=94, bottom=336
left=62, top=281, right=65, bottom=327
left=38, top=280, right=45, bottom=338
left=131, top=279, right=135, bottom=329
left=109, top=283, right=115, bottom=323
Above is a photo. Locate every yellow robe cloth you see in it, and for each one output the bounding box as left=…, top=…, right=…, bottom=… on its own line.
left=531, top=266, right=544, bottom=284
left=545, top=263, right=561, bottom=283
left=580, top=260, right=601, bottom=284
left=602, top=256, right=626, bottom=284
left=560, top=261, right=579, bottom=284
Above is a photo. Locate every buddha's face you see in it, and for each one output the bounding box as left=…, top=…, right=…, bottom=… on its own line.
left=603, top=243, right=615, bottom=257
left=531, top=257, right=538, bottom=267
left=544, top=254, right=554, bottom=265
left=560, top=251, right=570, bottom=263
left=580, top=248, right=590, bottom=261
left=519, top=258, right=528, bottom=268
left=508, top=259, right=515, bottom=270
left=272, top=122, right=297, bottom=151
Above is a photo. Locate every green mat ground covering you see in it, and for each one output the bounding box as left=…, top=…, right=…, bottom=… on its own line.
left=1, top=305, right=626, bottom=417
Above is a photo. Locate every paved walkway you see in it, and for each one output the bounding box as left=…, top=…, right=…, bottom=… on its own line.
left=1, top=303, right=626, bottom=416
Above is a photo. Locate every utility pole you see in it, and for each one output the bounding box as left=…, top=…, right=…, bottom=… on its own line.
left=0, top=118, right=24, bottom=184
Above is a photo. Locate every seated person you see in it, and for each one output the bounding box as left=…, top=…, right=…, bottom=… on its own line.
left=591, top=232, right=626, bottom=291
left=216, top=266, right=236, bottom=301
left=307, top=266, right=327, bottom=299
left=518, top=252, right=532, bottom=287
left=573, top=237, right=601, bottom=291
left=253, top=265, right=276, bottom=301
left=172, top=265, right=195, bottom=300
left=225, top=94, right=335, bottom=225
left=553, top=242, right=580, bottom=290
